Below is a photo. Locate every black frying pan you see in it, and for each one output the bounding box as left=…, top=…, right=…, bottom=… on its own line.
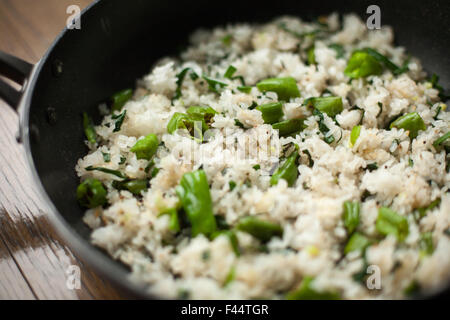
left=0, top=0, right=449, bottom=299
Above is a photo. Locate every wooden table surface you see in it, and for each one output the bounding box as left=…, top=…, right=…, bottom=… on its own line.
left=0, top=0, right=128, bottom=299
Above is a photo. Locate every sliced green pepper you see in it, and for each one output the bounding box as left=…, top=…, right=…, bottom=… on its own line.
left=159, top=208, right=180, bottom=233
left=350, top=125, right=361, bottom=146
left=236, top=216, right=283, bottom=242
left=272, top=119, right=307, bottom=137
left=130, top=134, right=159, bottom=160
left=389, top=112, right=426, bottom=139
left=111, top=88, right=133, bottom=112
left=344, top=232, right=371, bottom=254
left=343, top=201, right=360, bottom=234
left=344, top=51, right=383, bottom=79
left=376, top=207, right=409, bottom=242
left=76, top=178, right=107, bottom=208
left=256, top=77, right=300, bottom=101
left=175, top=170, right=217, bottom=237
left=82, top=112, right=97, bottom=144
left=256, top=102, right=284, bottom=124
left=305, top=96, right=343, bottom=117
left=270, top=152, right=299, bottom=187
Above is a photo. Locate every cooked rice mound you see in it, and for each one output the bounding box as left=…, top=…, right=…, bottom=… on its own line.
left=76, top=13, right=450, bottom=299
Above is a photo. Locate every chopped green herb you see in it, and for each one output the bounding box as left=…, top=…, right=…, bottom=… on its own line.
left=211, top=230, right=240, bottom=256
left=302, top=149, right=314, bottom=167
left=429, top=74, right=449, bottom=101
left=203, top=75, right=228, bottom=93
left=102, top=152, right=111, bottom=163
left=221, top=34, right=232, bottom=46
left=85, top=166, right=126, bottom=179
left=433, top=132, right=450, bottom=151
left=237, top=86, right=252, bottom=93
left=229, top=181, right=237, bottom=191
left=223, top=265, right=236, bottom=287
left=366, top=162, right=378, bottom=171
left=253, top=164, right=261, bottom=170
left=234, top=119, right=245, bottom=129
left=364, top=48, right=408, bottom=75
left=408, top=158, right=414, bottom=167
left=112, top=110, right=126, bottom=132
left=119, top=156, right=126, bottom=165
left=328, top=43, right=345, bottom=58
left=415, top=198, right=441, bottom=219
left=313, top=108, right=334, bottom=144
left=174, top=68, right=198, bottom=100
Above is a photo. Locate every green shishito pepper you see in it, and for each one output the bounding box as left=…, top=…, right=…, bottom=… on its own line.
left=175, top=170, right=217, bottom=237
left=256, top=77, right=300, bottom=101
left=186, top=105, right=217, bottom=122
left=270, top=152, right=299, bottom=187
left=344, top=232, right=371, bottom=254
left=112, top=179, right=148, bottom=195
left=344, top=51, right=383, bottom=79
left=82, top=112, right=97, bottom=144
left=167, top=112, right=206, bottom=138
left=130, top=134, right=159, bottom=160
left=236, top=216, right=283, bottom=242
left=305, top=96, right=343, bottom=118
left=376, top=207, right=409, bottom=242
left=286, top=276, right=340, bottom=300
left=389, top=112, right=426, bottom=139
left=76, top=178, right=107, bottom=208
left=343, top=200, right=360, bottom=234
left=111, top=88, right=133, bottom=113
left=272, top=119, right=307, bottom=137
left=256, top=102, right=284, bottom=124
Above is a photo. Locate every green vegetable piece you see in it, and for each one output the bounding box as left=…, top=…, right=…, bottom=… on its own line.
left=364, top=48, right=409, bottom=75
left=404, top=281, right=420, bottom=297
left=223, top=265, right=236, bottom=287
left=366, top=162, right=378, bottom=171
left=229, top=181, right=237, bottom=191
left=175, top=170, right=217, bottom=237
left=203, top=75, right=228, bottom=93
left=167, top=112, right=206, bottom=138
left=102, top=152, right=111, bottom=163
left=112, top=110, right=126, bottom=132
left=270, top=152, right=299, bottom=187
left=82, top=112, right=97, bottom=144
left=130, top=134, right=159, bottom=160
left=419, top=232, right=434, bottom=256
left=111, top=89, right=133, bottom=112
left=286, top=276, right=340, bottom=300
left=159, top=208, right=180, bottom=233
left=416, top=198, right=441, bottom=219
left=344, top=232, right=371, bottom=254
left=256, top=77, right=300, bottom=101
left=112, top=179, right=148, bottom=195
left=76, top=178, right=107, bottom=208
left=306, top=96, right=343, bottom=117
left=307, top=46, right=316, bottom=65
left=224, top=65, right=237, bottom=79
left=343, top=201, right=360, bottom=234
left=85, top=166, right=126, bottom=179
left=329, top=43, right=345, bottom=58
left=389, top=112, right=426, bottom=139
left=433, top=132, right=450, bottom=150
left=272, top=119, right=306, bottom=137
left=236, top=216, right=283, bottom=242
left=237, top=86, right=252, bottom=93
left=376, top=207, right=409, bottom=242
left=256, top=102, right=284, bottom=124
left=211, top=230, right=240, bottom=256
left=344, top=51, right=383, bottom=79
left=350, top=125, right=361, bottom=146
left=222, top=34, right=232, bottom=46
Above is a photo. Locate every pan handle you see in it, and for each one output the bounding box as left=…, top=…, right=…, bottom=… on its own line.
left=0, top=51, right=33, bottom=109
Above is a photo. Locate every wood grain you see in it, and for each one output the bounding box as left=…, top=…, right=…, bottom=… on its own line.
left=0, top=0, right=128, bottom=299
